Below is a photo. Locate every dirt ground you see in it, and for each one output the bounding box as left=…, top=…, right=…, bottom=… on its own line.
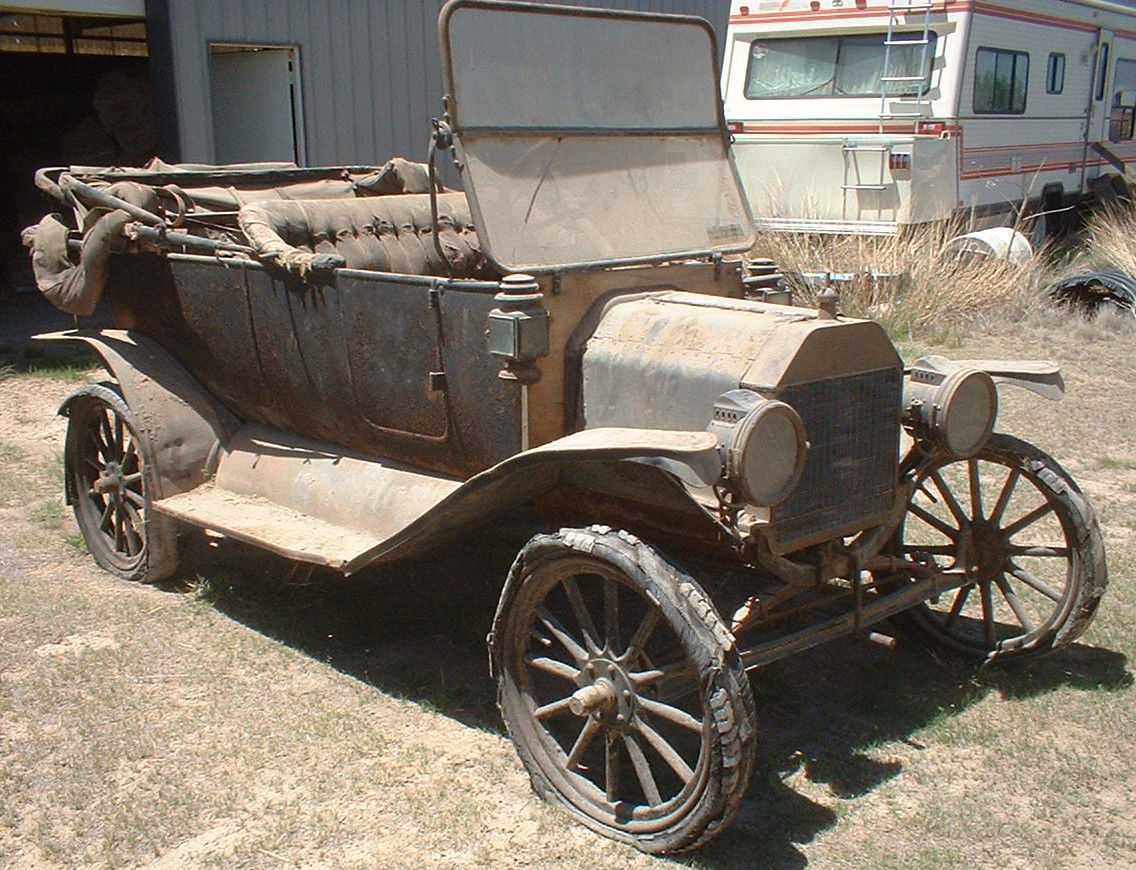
left=2, top=292, right=1135, bottom=869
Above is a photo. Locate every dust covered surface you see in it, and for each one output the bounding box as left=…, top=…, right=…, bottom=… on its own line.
left=2, top=304, right=1135, bottom=868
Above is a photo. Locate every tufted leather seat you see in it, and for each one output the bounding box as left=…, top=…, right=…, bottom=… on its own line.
left=238, top=192, right=492, bottom=278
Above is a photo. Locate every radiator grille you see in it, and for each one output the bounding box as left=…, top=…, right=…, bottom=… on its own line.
left=771, top=367, right=902, bottom=547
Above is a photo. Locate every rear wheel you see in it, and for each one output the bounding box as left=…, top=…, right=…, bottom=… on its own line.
left=891, top=434, right=1106, bottom=662
left=491, top=526, right=756, bottom=854
left=64, top=383, right=177, bottom=582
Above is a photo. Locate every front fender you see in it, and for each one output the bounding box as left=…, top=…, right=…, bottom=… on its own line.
left=38, top=329, right=238, bottom=498
left=911, top=355, right=1064, bottom=401
left=343, top=428, right=728, bottom=572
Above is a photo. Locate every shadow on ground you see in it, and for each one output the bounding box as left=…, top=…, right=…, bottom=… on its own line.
left=160, top=524, right=1130, bottom=870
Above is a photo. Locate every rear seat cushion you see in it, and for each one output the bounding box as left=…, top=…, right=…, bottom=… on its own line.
left=238, top=192, right=491, bottom=278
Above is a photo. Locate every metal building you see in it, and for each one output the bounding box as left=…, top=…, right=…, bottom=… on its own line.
left=147, top=0, right=730, bottom=167
left=0, top=0, right=725, bottom=295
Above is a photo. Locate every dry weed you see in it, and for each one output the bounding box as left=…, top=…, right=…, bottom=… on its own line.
left=751, top=219, right=1059, bottom=340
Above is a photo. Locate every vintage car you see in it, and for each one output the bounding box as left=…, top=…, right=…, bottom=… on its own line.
left=23, top=0, right=1106, bottom=854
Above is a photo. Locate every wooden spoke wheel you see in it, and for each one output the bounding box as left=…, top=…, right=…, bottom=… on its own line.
left=892, top=434, right=1106, bottom=661
left=64, top=383, right=176, bottom=583
left=492, top=527, right=756, bottom=854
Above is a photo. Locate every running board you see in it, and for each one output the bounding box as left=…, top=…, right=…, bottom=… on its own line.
left=155, top=485, right=385, bottom=570
left=153, top=423, right=461, bottom=570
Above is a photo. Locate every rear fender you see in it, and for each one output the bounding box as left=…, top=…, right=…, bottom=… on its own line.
left=37, top=329, right=238, bottom=498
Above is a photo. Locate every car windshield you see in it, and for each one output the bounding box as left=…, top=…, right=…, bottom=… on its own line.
left=745, top=32, right=936, bottom=99
left=440, top=1, right=755, bottom=272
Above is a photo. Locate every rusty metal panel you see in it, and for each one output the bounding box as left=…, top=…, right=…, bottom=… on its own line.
left=124, top=255, right=520, bottom=477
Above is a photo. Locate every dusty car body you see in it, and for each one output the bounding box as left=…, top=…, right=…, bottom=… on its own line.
left=25, top=0, right=1107, bottom=854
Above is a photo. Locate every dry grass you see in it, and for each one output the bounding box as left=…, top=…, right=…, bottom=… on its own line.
left=1068, top=197, right=1136, bottom=277
left=752, top=218, right=1060, bottom=341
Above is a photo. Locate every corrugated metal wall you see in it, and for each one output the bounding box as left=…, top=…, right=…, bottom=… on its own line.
left=151, top=0, right=729, bottom=167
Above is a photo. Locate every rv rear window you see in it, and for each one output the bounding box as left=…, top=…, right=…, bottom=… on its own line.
left=744, top=32, right=936, bottom=99
left=973, top=47, right=1029, bottom=114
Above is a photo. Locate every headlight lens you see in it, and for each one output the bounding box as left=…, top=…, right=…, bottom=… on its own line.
left=710, top=391, right=808, bottom=506
left=904, top=368, right=998, bottom=457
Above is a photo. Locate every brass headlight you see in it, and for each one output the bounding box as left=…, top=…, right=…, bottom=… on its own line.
left=708, top=390, right=808, bottom=507
left=904, top=367, right=998, bottom=457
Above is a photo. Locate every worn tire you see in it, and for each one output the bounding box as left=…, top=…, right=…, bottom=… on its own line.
left=890, top=434, right=1106, bottom=663
left=490, top=526, right=756, bottom=854
left=64, top=382, right=177, bottom=583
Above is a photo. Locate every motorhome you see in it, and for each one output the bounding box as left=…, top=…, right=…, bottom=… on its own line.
left=722, top=0, right=1136, bottom=235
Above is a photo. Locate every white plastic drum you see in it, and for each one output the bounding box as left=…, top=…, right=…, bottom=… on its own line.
left=943, top=227, right=1034, bottom=263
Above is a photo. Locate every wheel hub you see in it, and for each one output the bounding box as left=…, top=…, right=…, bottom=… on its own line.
left=573, top=657, right=637, bottom=726
left=961, top=519, right=1009, bottom=582
left=93, top=461, right=124, bottom=496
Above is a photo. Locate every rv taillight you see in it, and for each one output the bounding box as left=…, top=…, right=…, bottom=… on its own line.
left=855, top=0, right=867, bottom=7
left=727, top=121, right=744, bottom=134
left=918, top=121, right=946, bottom=136
left=810, top=1, right=821, bottom=9
left=889, top=152, right=912, bottom=171
left=739, top=4, right=749, bottom=13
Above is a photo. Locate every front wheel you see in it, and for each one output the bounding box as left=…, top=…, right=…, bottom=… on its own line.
left=890, top=434, right=1106, bottom=662
left=491, top=526, right=756, bottom=854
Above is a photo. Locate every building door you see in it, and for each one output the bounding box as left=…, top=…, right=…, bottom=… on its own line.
left=209, top=45, right=303, bottom=164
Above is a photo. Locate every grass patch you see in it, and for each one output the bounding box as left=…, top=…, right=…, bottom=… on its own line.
left=29, top=498, right=64, bottom=530
left=0, top=343, right=100, bottom=380
left=751, top=217, right=1058, bottom=340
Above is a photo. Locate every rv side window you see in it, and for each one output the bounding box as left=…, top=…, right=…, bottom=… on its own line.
left=744, top=32, right=936, bottom=99
left=1110, top=58, right=1136, bottom=141
left=973, top=47, right=1028, bottom=114
left=1046, top=53, right=1065, bottom=94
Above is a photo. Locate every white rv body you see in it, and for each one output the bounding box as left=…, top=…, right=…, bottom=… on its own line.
left=722, top=0, right=1136, bottom=234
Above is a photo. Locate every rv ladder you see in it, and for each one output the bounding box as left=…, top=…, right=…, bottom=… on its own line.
left=879, top=0, right=935, bottom=134
left=841, top=141, right=891, bottom=223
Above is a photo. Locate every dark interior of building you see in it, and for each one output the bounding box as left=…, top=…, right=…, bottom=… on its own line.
left=0, top=11, right=153, bottom=296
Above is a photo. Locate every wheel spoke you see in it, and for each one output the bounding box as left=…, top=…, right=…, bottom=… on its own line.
left=99, top=412, right=116, bottom=460
left=123, top=488, right=146, bottom=508
left=980, top=581, right=995, bottom=646
left=638, top=695, right=702, bottom=733
left=901, top=543, right=958, bottom=557
left=122, top=437, right=138, bottom=472
left=623, top=607, right=660, bottom=662
left=604, top=730, right=621, bottom=803
left=98, top=498, right=114, bottom=533
left=114, top=414, right=125, bottom=455
left=633, top=715, right=694, bottom=784
left=1003, top=502, right=1056, bottom=539
left=562, top=578, right=601, bottom=655
left=533, top=695, right=575, bottom=720
left=1008, top=563, right=1063, bottom=602
left=122, top=500, right=145, bottom=534
left=908, top=502, right=958, bottom=539
left=524, top=653, right=579, bottom=683
left=114, top=504, right=126, bottom=552
left=85, top=456, right=103, bottom=473
left=995, top=575, right=1035, bottom=633
left=564, top=715, right=602, bottom=771
left=930, top=471, right=969, bottom=526
left=535, top=606, right=589, bottom=664
left=1008, top=545, right=1068, bottom=558
left=968, top=458, right=984, bottom=520
left=622, top=732, right=662, bottom=806
left=989, top=467, right=1021, bottom=526
left=943, top=584, right=971, bottom=628
left=604, top=577, right=620, bottom=653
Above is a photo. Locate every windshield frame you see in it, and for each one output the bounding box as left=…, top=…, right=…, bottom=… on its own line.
left=438, top=0, right=756, bottom=274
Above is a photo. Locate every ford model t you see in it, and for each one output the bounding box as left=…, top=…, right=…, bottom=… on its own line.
left=24, top=0, right=1106, bottom=854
